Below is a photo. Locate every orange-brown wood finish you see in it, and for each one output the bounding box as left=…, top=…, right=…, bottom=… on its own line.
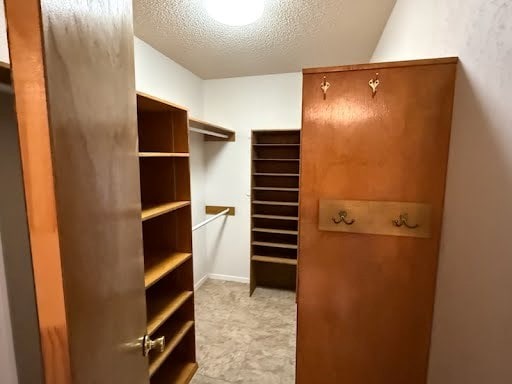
left=297, top=58, right=457, bottom=384
left=4, top=1, right=71, bottom=382
left=5, top=0, right=149, bottom=383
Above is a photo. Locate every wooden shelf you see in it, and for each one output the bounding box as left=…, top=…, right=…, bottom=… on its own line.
left=253, top=227, right=298, bottom=235
left=189, top=117, right=235, bottom=142
left=252, top=214, right=298, bottom=221
left=145, top=252, right=192, bottom=289
left=139, top=152, right=190, bottom=158
left=253, top=144, right=300, bottom=147
left=252, top=255, right=297, bottom=266
left=252, top=241, right=298, bottom=250
left=252, top=187, right=299, bottom=192
left=253, top=200, right=298, bottom=206
left=149, top=321, right=194, bottom=377
left=147, top=291, right=193, bottom=336
left=254, top=158, right=300, bottom=161
left=137, top=92, right=188, bottom=113
left=142, top=201, right=190, bottom=221
left=253, top=173, right=299, bottom=177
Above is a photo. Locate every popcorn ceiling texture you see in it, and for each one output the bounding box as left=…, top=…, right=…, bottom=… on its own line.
left=134, top=0, right=397, bottom=79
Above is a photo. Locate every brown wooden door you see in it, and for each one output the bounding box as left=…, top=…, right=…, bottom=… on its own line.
left=4, top=0, right=149, bottom=383
left=297, top=59, right=457, bottom=384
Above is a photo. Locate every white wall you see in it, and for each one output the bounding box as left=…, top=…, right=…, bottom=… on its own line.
left=373, top=1, right=512, bottom=383
left=134, top=37, right=208, bottom=287
left=202, top=73, right=302, bottom=281
left=0, top=0, right=8, bottom=63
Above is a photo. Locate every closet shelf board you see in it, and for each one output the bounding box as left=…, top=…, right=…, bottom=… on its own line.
left=253, top=227, right=299, bottom=235
left=252, top=214, right=299, bottom=221
left=252, top=187, right=299, bottom=192
left=141, top=201, right=190, bottom=221
left=253, top=200, right=299, bottom=207
left=189, top=117, right=235, bottom=142
left=253, top=158, right=300, bottom=161
left=252, top=255, right=297, bottom=266
left=147, top=291, right=193, bottom=336
left=149, top=321, right=195, bottom=377
left=253, top=173, right=299, bottom=177
left=145, top=252, right=192, bottom=289
left=139, top=152, right=190, bottom=158
left=137, top=91, right=187, bottom=113
left=253, top=144, right=300, bottom=147
left=252, top=241, right=298, bottom=250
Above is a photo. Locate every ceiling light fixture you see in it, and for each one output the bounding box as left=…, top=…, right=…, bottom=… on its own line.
left=204, top=0, right=265, bottom=26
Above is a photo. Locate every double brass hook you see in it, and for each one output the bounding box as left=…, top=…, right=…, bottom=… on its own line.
left=392, top=213, right=419, bottom=229
left=332, top=210, right=355, bottom=225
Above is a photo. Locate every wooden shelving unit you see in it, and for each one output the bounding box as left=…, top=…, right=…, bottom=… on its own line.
left=250, top=130, right=300, bottom=295
left=137, top=92, right=197, bottom=383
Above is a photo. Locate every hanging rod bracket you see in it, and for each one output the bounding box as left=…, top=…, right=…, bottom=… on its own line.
left=205, top=206, right=236, bottom=216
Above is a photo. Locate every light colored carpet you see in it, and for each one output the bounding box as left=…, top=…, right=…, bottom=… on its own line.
left=191, top=279, right=296, bottom=384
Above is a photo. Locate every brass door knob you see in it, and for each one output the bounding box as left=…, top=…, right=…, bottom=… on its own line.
left=142, top=335, right=165, bottom=356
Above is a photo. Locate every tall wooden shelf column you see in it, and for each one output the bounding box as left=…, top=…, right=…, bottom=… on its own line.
left=250, top=130, right=301, bottom=295
left=137, top=92, right=197, bottom=383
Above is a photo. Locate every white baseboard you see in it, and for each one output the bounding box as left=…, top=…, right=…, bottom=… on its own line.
left=194, top=274, right=209, bottom=291
left=208, top=273, right=249, bottom=284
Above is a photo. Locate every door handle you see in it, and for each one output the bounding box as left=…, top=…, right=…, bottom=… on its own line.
left=142, top=335, right=165, bottom=356
left=332, top=210, right=355, bottom=225
left=392, top=213, right=419, bottom=229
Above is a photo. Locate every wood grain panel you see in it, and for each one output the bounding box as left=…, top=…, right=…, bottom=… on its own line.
left=297, top=59, right=457, bottom=384
left=303, top=57, right=458, bottom=74
left=205, top=206, right=236, bottom=216
left=318, top=199, right=432, bottom=238
left=4, top=1, right=71, bottom=382
left=6, top=0, right=149, bottom=383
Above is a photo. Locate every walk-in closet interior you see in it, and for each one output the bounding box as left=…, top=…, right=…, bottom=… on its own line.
left=1, top=1, right=511, bottom=384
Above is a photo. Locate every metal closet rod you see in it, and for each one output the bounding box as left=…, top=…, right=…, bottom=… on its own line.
left=192, top=208, right=230, bottom=231
left=189, top=127, right=229, bottom=139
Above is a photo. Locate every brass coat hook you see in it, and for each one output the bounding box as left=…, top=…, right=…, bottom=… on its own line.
left=392, top=213, right=419, bottom=229
left=321, top=76, right=330, bottom=100
left=368, top=73, right=379, bottom=97
left=332, top=210, right=355, bottom=225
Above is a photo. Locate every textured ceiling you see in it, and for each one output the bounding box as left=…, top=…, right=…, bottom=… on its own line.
left=134, top=0, right=397, bottom=79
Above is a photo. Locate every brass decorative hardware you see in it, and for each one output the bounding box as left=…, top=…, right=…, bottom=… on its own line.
left=332, top=210, right=355, bottom=225
left=368, top=73, right=379, bottom=97
left=321, top=76, right=330, bottom=100
left=142, top=335, right=165, bottom=356
left=392, top=213, right=419, bottom=229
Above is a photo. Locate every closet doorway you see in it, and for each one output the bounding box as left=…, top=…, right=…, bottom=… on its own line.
left=2, top=1, right=459, bottom=384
